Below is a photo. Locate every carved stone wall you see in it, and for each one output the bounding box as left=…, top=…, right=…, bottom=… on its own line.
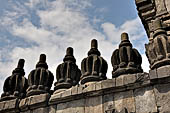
left=1, top=69, right=170, bottom=113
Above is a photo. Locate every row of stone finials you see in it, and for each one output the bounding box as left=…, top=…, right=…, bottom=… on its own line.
left=0, top=32, right=143, bottom=102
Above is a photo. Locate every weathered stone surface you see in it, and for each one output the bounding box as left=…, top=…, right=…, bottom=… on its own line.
left=95, top=81, right=102, bottom=91
left=49, top=105, right=56, bottom=113
left=165, top=0, right=170, bottom=12
left=83, top=82, right=96, bottom=93
left=157, top=65, right=170, bottom=78
left=155, top=0, right=167, bottom=15
left=71, top=86, right=78, bottom=95
left=19, top=98, right=29, bottom=111
left=49, top=92, right=62, bottom=105
left=85, top=96, right=103, bottom=113
left=134, top=86, right=157, bottom=113
left=29, top=93, right=50, bottom=109
left=77, top=85, right=84, bottom=94
left=114, top=90, right=135, bottom=112
left=0, top=99, right=19, bottom=113
left=149, top=69, right=158, bottom=79
left=102, top=93, right=114, bottom=112
left=116, top=75, right=124, bottom=87
left=101, top=79, right=116, bottom=89
left=123, top=74, right=136, bottom=85
left=32, top=107, right=49, bottom=113
left=61, top=88, right=72, bottom=98
left=20, top=93, right=50, bottom=110
left=56, top=99, right=85, bottom=113
left=154, top=83, right=170, bottom=112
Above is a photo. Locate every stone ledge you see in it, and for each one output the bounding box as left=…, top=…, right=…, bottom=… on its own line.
left=49, top=73, right=152, bottom=105
left=0, top=98, right=19, bottom=113
left=19, top=93, right=50, bottom=111
left=149, top=65, right=170, bottom=82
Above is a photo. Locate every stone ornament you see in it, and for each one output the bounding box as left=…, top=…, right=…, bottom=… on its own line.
left=145, top=18, right=170, bottom=69
left=26, top=54, right=54, bottom=97
left=54, top=47, right=81, bottom=91
left=111, top=33, right=143, bottom=78
left=1, top=59, right=28, bottom=101
left=80, top=39, right=108, bottom=84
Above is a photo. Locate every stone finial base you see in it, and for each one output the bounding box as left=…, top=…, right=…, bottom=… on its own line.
left=112, top=67, right=143, bottom=78
left=54, top=82, right=72, bottom=91
left=80, top=74, right=106, bottom=84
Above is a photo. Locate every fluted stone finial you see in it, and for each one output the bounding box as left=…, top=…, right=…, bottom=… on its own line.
left=27, top=54, right=54, bottom=97
left=145, top=18, right=170, bottom=69
left=1, top=59, right=28, bottom=101
left=54, top=47, right=81, bottom=92
left=111, top=33, right=143, bottom=78
left=81, top=39, right=108, bottom=84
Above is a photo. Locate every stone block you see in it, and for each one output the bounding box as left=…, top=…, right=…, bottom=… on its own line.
left=0, top=101, right=5, bottom=111
left=83, top=82, right=96, bottom=93
left=85, top=96, right=103, bottom=113
left=32, top=107, right=49, bottom=113
left=56, top=99, right=85, bottom=113
left=29, top=93, right=50, bottom=109
left=61, top=88, right=72, bottom=98
left=157, top=65, right=170, bottom=78
left=0, top=99, right=19, bottom=113
left=95, top=81, right=102, bottom=91
left=19, top=98, right=29, bottom=111
left=154, top=83, right=170, bottom=112
left=114, top=90, right=135, bottom=112
left=116, top=75, right=124, bottom=87
left=77, top=85, right=84, bottom=94
left=155, top=0, right=167, bottom=16
left=149, top=69, right=158, bottom=79
left=102, top=93, right=114, bottom=112
left=123, top=74, right=136, bottom=85
left=165, top=0, right=170, bottom=12
left=49, top=105, right=56, bottom=113
left=101, top=78, right=116, bottom=89
left=134, top=86, right=157, bottom=113
left=20, top=93, right=50, bottom=110
left=49, top=92, right=62, bottom=105
left=71, top=86, right=78, bottom=95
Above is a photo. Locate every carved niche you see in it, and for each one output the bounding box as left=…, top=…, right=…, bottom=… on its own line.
left=1, top=59, right=28, bottom=101
left=26, top=54, right=54, bottom=97
left=80, top=39, right=108, bottom=84
left=145, top=18, right=170, bottom=69
left=54, top=47, right=81, bottom=91
left=111, top=33, right=143, bottom=78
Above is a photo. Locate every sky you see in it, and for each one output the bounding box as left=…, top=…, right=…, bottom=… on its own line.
left=0, top=0, right=149, bottom=94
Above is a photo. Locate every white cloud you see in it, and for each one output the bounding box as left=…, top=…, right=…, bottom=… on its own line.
left=0, top=0, right=149, bottom=94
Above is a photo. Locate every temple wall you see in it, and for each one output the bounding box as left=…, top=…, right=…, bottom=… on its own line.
left=1, top=66, right=170, bottom=113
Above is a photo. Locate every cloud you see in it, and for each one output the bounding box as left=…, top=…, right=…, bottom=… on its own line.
left=0, top=0, right=149, bottom=94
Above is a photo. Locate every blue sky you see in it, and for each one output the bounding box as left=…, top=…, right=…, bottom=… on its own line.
left=0, top=0, right=149, bottom=93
